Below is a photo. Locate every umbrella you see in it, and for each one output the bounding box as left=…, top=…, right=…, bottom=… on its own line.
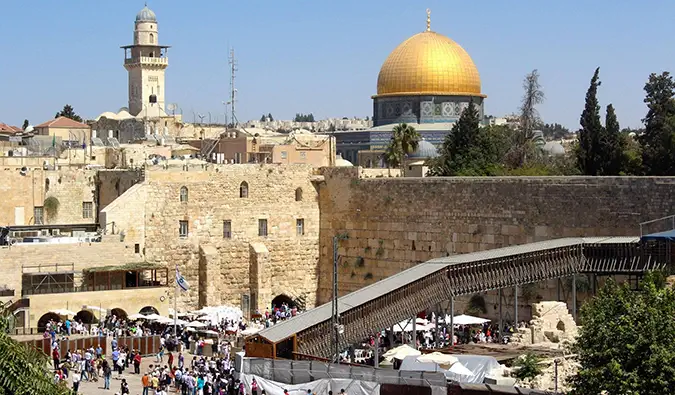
left=185, top=327, right=196, bottom=332
left=382, top=344, right=421, bottom=360
left=50, top=309, right=76, bottom=317
left=187, top=321, right=207, bottom=328
left=143, top=313, right=163, bottom=321
left=448, top=361, right=474, bottom=377
left=447, top=314, right=491, bottom=326
left=196, top=316, right=212, bottom=321
left=155, top=316, right=174, bottom=324
left=128, top=313, right=146, bottom=320
left=417, top=352, right=459, bottom=368
left=83, top=305, right=107, bottom=313
left=199, top=329, right=220, bottom=336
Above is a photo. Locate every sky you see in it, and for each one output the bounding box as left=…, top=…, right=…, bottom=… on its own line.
left=1, top=1, right=673, bottom=130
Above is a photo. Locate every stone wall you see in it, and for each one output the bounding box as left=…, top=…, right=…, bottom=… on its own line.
left=102, top=164, right=321, bottom=312
left=316, top=168, right=675, bottom=303
left=0, top=168, right=141, bottom=227
left=0, top=239, right=152, bottom=324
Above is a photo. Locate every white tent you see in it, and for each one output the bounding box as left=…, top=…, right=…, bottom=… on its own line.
left=447, top=314, right=491, bottom=326
left=50, top=309, right=76, bottom=317
left=128, top=313, right=146, bottom=320
left=187, top=321, right=207, bottom=328
left=448, top=361, right=474, bottom=377
left=417, top=352, right=459, bottom=368
left=382, top=344, right=421, bottom=361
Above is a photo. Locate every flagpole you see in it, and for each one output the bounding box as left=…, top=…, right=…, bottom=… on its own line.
left=174, top=264, right=178, bottom=338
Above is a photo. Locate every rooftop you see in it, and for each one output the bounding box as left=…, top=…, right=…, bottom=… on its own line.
left=35, top=116, right=89, bottom=129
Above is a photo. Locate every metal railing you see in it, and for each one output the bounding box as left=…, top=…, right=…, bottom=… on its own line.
left=22, top=283, right=165, bottom=296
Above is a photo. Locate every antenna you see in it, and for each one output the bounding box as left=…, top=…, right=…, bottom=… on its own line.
left=229, top=48, right=238, bottom=127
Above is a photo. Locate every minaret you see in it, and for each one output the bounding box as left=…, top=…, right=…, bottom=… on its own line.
left=121, top=4, right=170, bottom=117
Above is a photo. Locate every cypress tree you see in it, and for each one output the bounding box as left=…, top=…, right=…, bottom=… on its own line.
left=576, top=68, right=603, bottom=175
left=600, top=104, right=625, bottom=175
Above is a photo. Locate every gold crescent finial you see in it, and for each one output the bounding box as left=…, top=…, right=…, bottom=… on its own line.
left=426, top=8, right=431, bottom=31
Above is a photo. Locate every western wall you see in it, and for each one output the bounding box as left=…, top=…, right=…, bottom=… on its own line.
left=316, top=168, right=675, bottom=317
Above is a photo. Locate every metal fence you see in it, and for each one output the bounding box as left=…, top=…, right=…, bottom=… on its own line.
left=20, top=336, right=107, bottom=356
left=238, top=357, right=447, bottom=389
left=116, top=335, right=162, bottom=356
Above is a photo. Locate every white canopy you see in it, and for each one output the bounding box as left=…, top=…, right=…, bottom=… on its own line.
left=50, top=309, right=76, bottom=317
left=448, top=314, right=491, bottom=326
left=382, top=344, right=421, bottom=361
left=200, top=329, right=220, bottom=336
left=142, top=313, right=164, bottom=321
left=128, top=313, right=146, bottom=320
left=83, top=305, right=107, bottom=313
left=448, top=361, right=474, bottom=377
left=187, top=321, right=207, bottom=328
left=417, top=352, right=459, bottom=368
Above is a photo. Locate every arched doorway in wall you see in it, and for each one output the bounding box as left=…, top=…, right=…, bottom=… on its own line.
left=271, top=294, right=297, bottom=309
left=74, top=310, right=97, bottom=324
left=110, top=308, right=128, bottom=320
left=139, top=306, right=159, bottom=315
left=37, top=312, right=61, bottom=332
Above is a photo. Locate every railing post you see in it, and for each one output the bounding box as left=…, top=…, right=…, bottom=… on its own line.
left=572, top=274, right=577, bottom=322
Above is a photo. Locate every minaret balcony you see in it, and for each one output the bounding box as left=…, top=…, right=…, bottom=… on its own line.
left=124, top=56, right=169, bottom=66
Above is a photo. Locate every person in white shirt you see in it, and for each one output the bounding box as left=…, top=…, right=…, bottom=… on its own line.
left=72, top=370, right=81, bottom=393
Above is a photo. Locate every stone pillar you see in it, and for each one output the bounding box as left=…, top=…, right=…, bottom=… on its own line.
left=198, top=245, right=220, bottom=308
left=249, top=242, right=271, bottom=315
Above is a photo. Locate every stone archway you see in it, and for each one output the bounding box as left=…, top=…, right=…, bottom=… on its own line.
left=139, top=306, right=159, bottom=315
left=74, top=310, right=97, bottom=324
left=37, top=312, right=61, bottom=332
left=271, top=294, right=297, bottom=309
left=110, top=308, right=128, bottom=320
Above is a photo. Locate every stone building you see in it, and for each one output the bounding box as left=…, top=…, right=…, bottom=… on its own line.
left=34, top=117, right=91, bottom=148
left=332, top=9, right=486, bottom=166
left=100, top=164, right=321, bottom=314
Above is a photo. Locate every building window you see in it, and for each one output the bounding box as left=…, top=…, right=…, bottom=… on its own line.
left=296, top=218, right=305, bottom=236
left=295, top=187, right=303, bottom=202
left=281, top=151, right=288, bottom=160
left=300, top=151, right=307, bottom=160
left=150, top=33, right=155, bottom=44
left=34, top=207, right=44, bottom=225
left=240, top=181, right=248, bottom=198
left=180, top=186, right=188, bottom=202
left=179, top=220, right=189, bottom=238
left=258, top=219, right=268, bottom=237
left=223, top=220, right=232, bottom=239
left=82, top=202, right=93, bottom=219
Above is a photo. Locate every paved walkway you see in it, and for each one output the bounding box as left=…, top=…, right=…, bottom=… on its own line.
left=75, top=352, right=196, bottom=395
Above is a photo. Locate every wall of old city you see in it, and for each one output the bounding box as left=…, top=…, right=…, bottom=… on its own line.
left=316, top=168, right=675, bottom=304
left=0, top=168, right=141, bottom=227
left=102, top=164, right=322, bottom=312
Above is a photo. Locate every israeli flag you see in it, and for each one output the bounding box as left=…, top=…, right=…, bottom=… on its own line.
left=176, top=266, right=189, bottom=292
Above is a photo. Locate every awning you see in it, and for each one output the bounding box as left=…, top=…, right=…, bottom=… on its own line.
left=641, top=229, right=675, bottom=242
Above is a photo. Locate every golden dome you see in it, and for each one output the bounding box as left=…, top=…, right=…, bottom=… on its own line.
left=375, top=30, right=485, bottom=98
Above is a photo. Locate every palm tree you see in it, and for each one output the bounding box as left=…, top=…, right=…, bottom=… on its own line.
left=383, top=123, right=421, bottom=169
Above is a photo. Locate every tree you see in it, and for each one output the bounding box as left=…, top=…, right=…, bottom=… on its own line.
left=576, top=68, right=604, bottom=175
left=600, top=104, right=627, bottom=175
left=541, top=123, right=570, bottom=140
left=293, top=113, right=315, bottom=122
left=512, top=353, right=543, bottom=383
left=515, top=70, right=545, bottom=165
left=55, top=104, right=83, bottom=123
left=260, top=114, right=266, bottom=122
left=22, top=119, right=29, bottom=130
left=428, top=101, right=505, bottom=176
left=382, top=123, right=420, bottom=168
left=569, top=273, right=675, bottom=394
left=0, top=303, right=72, bottom=394
left=639, top=72, right=675, bottom=175
left=267, top=113, right=274, bottom=122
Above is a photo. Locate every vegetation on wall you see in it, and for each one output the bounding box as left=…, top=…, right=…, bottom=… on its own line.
left=465, top=294, right=488, bottom=315
left=43, top=196, right=60, bottom=220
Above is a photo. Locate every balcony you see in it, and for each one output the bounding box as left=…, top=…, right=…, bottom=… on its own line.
left=124, top=56, right=169, bottom=66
